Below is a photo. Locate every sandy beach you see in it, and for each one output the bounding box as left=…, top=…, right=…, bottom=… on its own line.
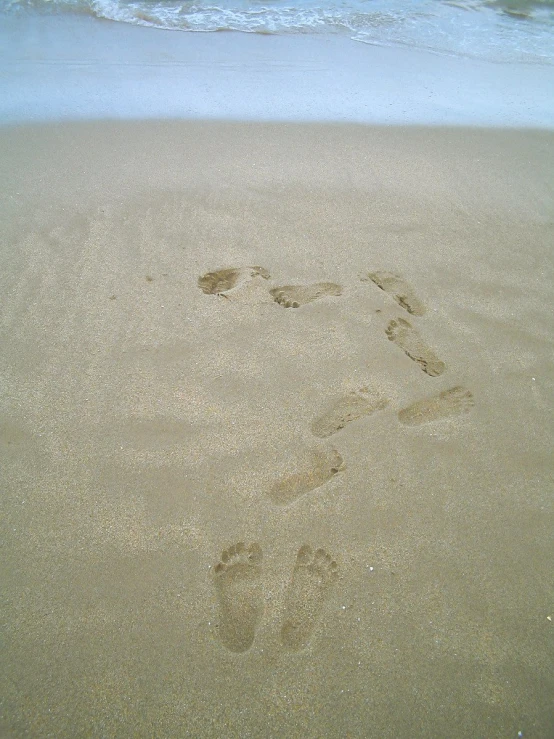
left=1, top=120, right=553, bottom=737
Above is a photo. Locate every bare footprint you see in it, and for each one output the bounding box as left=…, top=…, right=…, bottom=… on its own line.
left=281, top=545, right=338, bottom=651
left=269, top=447, right=344, bottom=506
left=365, top=271, right=426, bottom=316
left=269, top=282, right=342, bottom=308
left=311, top=387, right=389, bottom=438
left=198, top=266, right=270, bottom=295
left=213, top=542, right=263, bottom=653
left=399, top=386, right=474, bottom=426
left=386, top=317, right=446, bottom=377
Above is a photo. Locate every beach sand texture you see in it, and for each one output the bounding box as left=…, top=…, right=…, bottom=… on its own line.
left=1, top=121, right=553, bottom=737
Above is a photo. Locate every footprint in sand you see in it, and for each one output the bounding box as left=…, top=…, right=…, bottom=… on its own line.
left=386, top=317, right=446, bottom=377
left=268, top=447, right=344, bottom=506
left=399, top=386, right=474, bottom=426
left=213, top=542, right=264, bottom=653
left=269, top=282, right=342, bottom=308
left=198, top=266, right=270, bottom=295
left=281, top=545, right=338, bottom=651
left=311, top=387, right=389, bottom=438
left=365, top=271, right=426, bottom=316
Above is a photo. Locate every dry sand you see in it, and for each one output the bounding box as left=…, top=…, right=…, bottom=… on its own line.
left=1, top=121, right=553, bottom=737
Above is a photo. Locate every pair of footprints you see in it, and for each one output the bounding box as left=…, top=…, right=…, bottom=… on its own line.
left=310, top=384, right=474, bottom=436
left=214, top=542, right=337, bottom=654
left=269, top=385, right=474, bottom=507
left=198, top=266, right=445, bottom=378
left=198, top=265, right=342, bottom=309
left=366, top=271, right=445, bottom=377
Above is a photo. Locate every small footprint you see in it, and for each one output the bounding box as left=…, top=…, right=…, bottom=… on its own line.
left=386, top=317, right=446, bottom=377
left=270, top=282, right=342, bottom=308
left=311, top=388, right=389, bottom=438
left=281, top=545, right=338, bottom=651
left=198, top=266, right=270, bottom=295
left=213, top=542, right=264, bottom=653
left=269, top=447, right=344, bottom=506
left=365, top=271, right=426, bottom=316
left=398, top=386, right=474, bottom=426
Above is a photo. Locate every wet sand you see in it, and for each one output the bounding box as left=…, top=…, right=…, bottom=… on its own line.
left=1, top=121, right=553, bottom=737
left=2, top=15, right=554, bottom=127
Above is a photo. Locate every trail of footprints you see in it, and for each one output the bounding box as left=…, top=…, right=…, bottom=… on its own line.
left=198, top=265, right=474, bottom=652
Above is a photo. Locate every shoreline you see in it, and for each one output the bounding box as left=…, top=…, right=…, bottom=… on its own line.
left=2, top=14, right=554, bottom=127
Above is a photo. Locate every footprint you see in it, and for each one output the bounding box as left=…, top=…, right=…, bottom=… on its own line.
left=365, top=271, right=426, bottom=316
left=281, top=545, right=338, bottom=651
left=198, top=266, right=270, bottom=295
left=268, top=447, right=344, bottom=506
left=399, top=386, right=474, bottom=426
left=311, top=387, right=389, bottom=438
left=213, top=542, right=264, bottom=653
left=385, top=317, right=446, bottom=377
left=269, top=282, right=342, bottom=308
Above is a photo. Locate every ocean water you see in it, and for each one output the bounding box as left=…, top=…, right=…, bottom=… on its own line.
left=2, top=0, right=554, bottom=64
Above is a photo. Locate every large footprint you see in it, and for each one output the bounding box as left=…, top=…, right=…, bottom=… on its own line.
left=399, top=386, right=474, bottom=426
left=281, top=545, right=338, bottom=651
left=268, top=447, right=344, bottom=506
left=198, top=266, right=270, bottom=295
left=385, top=317, right=446, bottom=377
left=213, top=542, right=264, bottom=653
left=365, top=271, right=426, bottom=316
left=269, top=282, right=342, bottom=308
left=311, top=387, right=389, bottom=438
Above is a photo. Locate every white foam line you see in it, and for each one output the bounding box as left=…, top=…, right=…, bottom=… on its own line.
left=1, top=14, right=553, bottom=127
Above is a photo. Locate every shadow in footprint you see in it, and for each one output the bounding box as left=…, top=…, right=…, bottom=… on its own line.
left=198, top=266, right=270, bottom=295
left=270, top=282, right=342, bottom=308
left=365, top=271, right=426, bottom=316
left=399, top=386, right=474, bottom=426
left=281, top=545, right=338, bottom=651
left=311, top=387, right=389, bottom=438
left=386, top=317, right=446, bottom=377
left=213, top=542, right=264, bottom=653
left=268, top=447, right=344, bottom=506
